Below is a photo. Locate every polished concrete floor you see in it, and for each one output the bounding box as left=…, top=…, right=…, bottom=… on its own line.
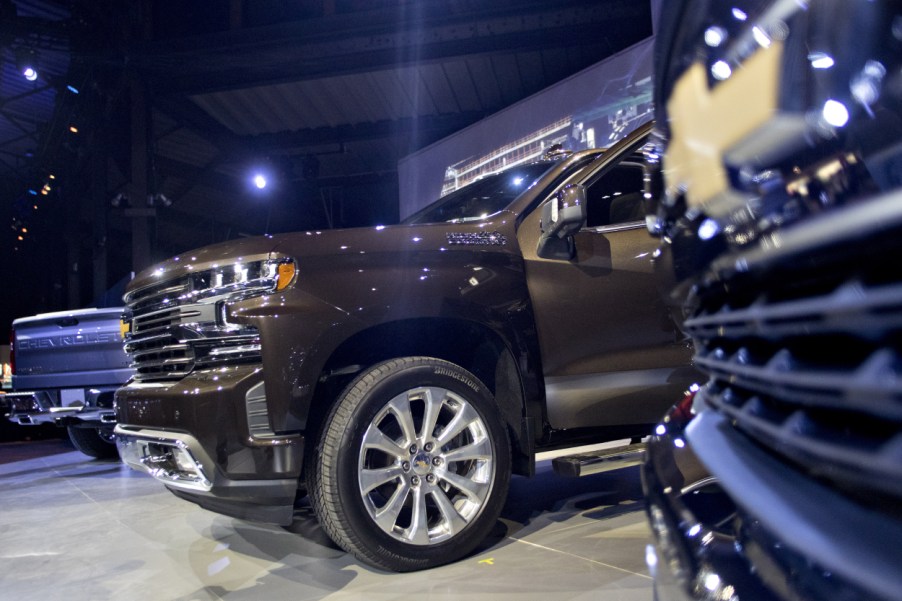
left=0, top=438, right=653, bottom=601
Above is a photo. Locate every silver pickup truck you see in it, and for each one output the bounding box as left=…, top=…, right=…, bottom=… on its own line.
left=7, top=307, right=133, bottom=458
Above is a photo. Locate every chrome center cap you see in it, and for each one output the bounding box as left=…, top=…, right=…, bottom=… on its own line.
left=412, top=452, right=432, bottom=476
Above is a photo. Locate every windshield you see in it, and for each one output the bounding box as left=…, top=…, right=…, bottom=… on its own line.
left=402, top=162, right=555, bottom=224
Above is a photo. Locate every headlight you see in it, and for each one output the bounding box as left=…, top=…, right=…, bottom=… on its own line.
left=189, top=258, right=295, bottom=304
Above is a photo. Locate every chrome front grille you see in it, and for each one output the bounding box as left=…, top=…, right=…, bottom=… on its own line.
left=687, top=192, right=902, bottom=503
left=124, top=260, right=287, bottom=382
left=125, top=278, right=203, bottom=381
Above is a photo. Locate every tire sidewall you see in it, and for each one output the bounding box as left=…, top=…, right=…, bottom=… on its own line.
left=331, top=359, right=511, bottom=571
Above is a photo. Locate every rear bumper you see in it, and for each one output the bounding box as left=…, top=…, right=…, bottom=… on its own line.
left=114, top=364, right=304, bottom=525
left=642, top=400, right=902, bottom=601
left=12, top=367, right=133, bottom=390
left=5, top=389, right=117, bottom=428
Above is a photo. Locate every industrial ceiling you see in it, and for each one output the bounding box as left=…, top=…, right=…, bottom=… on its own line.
left=0, top=0, right=651, bottom=325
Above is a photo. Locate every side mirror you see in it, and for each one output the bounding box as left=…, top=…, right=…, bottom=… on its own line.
left=537, top=184, right=587, bottom=260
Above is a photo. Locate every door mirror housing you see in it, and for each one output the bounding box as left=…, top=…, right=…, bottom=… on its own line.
left=537, top=184, right=587, bottom=260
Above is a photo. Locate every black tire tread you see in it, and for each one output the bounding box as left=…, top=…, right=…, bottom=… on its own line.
left=311, top=357, right=419, bottom=570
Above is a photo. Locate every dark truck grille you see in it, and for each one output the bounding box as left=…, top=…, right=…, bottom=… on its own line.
left=685, top=192, right=902, bottom=503
left=124, top=260, right=286, bottom=382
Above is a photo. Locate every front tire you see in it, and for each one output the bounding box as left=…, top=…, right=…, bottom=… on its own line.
left=308, top=357, right=511, bottom=571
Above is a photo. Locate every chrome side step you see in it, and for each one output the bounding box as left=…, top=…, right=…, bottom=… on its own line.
left=551, top=442, right=646, bottom=477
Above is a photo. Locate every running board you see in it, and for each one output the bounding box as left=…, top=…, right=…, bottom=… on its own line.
left=551, top=442, right=646, bottom=477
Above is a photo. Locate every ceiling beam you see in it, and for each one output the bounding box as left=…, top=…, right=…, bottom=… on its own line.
left=133, top=0, right=650, bottom=95
left=240, top=111, right=487, bottom=154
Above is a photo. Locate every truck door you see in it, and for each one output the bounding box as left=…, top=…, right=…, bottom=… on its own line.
left=518, top=143, right=694, bottom=431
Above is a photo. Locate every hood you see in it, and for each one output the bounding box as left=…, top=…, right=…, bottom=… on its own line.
left=128, top=218, right=518, bottom=294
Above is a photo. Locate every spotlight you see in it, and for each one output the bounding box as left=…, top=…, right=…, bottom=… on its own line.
left=248, top=161, right=276, bottom=193
left=15, top=49, right=38, bottom=81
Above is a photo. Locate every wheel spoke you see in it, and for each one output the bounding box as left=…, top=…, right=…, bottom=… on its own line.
left=440, top=470, right=489, bottom=503
left=359, top=465, right=404, bottom=494
left=442, top=436, right=493, bottom=464
left=405, top=486, right=430, bottom=544
left=419, top=387, right=445, bottom=440
left=435, top=402, right=480, bottom=446
left=361, top=424, right=406, bottom=460
left=374, top=480, right=411, bottom=532
left=386, top=394, right=418, bottom=447
left=430, top=488, right=469, bottom=535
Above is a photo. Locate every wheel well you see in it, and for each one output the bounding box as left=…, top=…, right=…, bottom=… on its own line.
left=305, top=318, right=532, bottom=475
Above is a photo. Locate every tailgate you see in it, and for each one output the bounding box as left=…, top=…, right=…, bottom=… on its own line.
left=12, top=308, right=132, bottom=389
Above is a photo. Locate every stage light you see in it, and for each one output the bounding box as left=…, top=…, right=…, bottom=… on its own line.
left=66, top=85, right=79, bottom=94
left=15, top=49, right=38, bottom=81
left=253, top=173, right=267, bottom=189
left=69, top=125, right=78, bottom=133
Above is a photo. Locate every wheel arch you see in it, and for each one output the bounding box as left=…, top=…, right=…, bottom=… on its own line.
left=305, top=317, right=534, bottom=476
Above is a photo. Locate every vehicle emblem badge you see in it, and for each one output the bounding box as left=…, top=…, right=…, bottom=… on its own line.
left=446, top=231, right=507, bottom=246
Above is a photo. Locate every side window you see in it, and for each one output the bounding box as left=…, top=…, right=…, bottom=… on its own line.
left=584, top=162, right=646, bottom=228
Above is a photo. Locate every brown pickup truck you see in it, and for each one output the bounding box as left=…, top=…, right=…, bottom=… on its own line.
left=115, top=121, right=695, bottom=571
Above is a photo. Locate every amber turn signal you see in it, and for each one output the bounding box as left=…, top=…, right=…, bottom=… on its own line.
left=276, top=262, right=296, bottom=291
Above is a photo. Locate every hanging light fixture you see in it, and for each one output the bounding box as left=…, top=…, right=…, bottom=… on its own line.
left=15, top=48, right=38, bottom=81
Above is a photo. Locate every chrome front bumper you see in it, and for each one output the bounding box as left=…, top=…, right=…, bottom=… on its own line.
left=115, top=424, right=304, bottom=525
left=115, top=428, right=213, bottom=492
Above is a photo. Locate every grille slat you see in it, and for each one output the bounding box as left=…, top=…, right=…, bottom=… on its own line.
left=686, top=280, right=902, bottom=341
left=694, top=345, right=902, bottom=422
left=128, top=344, right=191, bottom=361
left=124, top=332, right=172, bottom=350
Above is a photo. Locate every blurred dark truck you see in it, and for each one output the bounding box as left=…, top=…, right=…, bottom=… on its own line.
left=641, top=1, right=902, bottom=600
left=6, top=308, right=132, bottom=457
